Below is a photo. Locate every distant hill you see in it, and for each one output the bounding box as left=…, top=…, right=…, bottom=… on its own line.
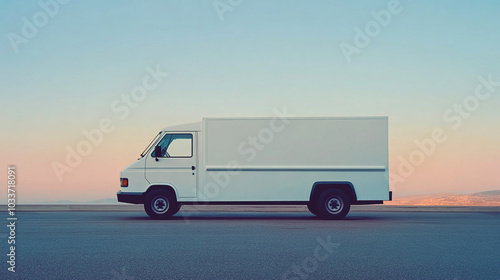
left=473, top=190, right=500, bottom=196
left=49, top=200, right=75, bottom=204
left=89, top=198, right=119, bottom=204
left=387, top=190, right=500, bottom=206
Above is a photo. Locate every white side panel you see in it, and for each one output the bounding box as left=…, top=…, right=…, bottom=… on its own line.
left=198, top=117, right=388, bottom=202
left=204, top=118, right=387, bottom=167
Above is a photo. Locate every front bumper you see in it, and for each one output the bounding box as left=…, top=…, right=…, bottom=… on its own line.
left=117, top=191, right=144, bottom=204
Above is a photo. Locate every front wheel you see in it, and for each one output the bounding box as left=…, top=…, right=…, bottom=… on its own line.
left=307, top=203, right=318, bottom=216
left=144, top=190, right=178, bottom=219
left=316, top=189, right=351, bottom=220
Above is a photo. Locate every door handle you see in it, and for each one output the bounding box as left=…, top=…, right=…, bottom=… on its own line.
left=192, top=166, right=195, bottom=170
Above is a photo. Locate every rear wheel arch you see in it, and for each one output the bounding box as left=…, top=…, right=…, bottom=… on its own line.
left=309, top=182, right=357, bottom=204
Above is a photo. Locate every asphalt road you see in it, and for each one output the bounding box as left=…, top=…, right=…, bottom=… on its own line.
left=3, top=210, right=499, bottom=280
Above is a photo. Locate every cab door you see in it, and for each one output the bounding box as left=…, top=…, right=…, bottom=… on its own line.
left=145, top=132, right=197, bottom=198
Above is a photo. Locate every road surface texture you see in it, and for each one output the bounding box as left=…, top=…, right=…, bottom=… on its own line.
left=2, top=209, right=499, bottom=279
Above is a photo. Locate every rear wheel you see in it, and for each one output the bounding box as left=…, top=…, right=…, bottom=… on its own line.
left=316, top=189, right=351, bottom=220
left=144, top=190, right=178, bottom=219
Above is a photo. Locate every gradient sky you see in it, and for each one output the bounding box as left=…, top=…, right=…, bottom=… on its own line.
left=1, top=0, right=499, bottom=203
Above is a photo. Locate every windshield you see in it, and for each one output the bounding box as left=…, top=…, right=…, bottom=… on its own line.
left=139, top=131, right=162, bottom=158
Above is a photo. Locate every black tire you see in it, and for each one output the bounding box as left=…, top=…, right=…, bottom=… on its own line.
left=144, top=190, right=178, bottom=219
left=316, top=189, right=351, bottom=220
left=171, top=204, right=181, bottom=215
left=307, top=203, right=318, bottom=216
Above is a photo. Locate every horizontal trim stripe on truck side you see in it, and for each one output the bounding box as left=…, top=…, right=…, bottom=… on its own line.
left=146, top=167, right=193, bottom=170
left=205, top=165, right=386, bottom=172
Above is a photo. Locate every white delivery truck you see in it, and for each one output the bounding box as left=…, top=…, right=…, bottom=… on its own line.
left=117, top=117, right=391, bottom=219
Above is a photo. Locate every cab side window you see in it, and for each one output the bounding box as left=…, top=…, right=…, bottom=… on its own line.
left=152, top=134, right=192, bottom=158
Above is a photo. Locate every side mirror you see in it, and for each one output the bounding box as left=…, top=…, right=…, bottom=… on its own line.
left=154, top=146, right=162, bottom=161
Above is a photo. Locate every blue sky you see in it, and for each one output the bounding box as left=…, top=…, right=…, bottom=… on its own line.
left=1, top=0, right=499, bottom=202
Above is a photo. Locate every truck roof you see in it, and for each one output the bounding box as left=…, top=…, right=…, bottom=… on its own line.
left=161, top=117, right=388, bottom=132
left=162, top=122, right=201, bottom=132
